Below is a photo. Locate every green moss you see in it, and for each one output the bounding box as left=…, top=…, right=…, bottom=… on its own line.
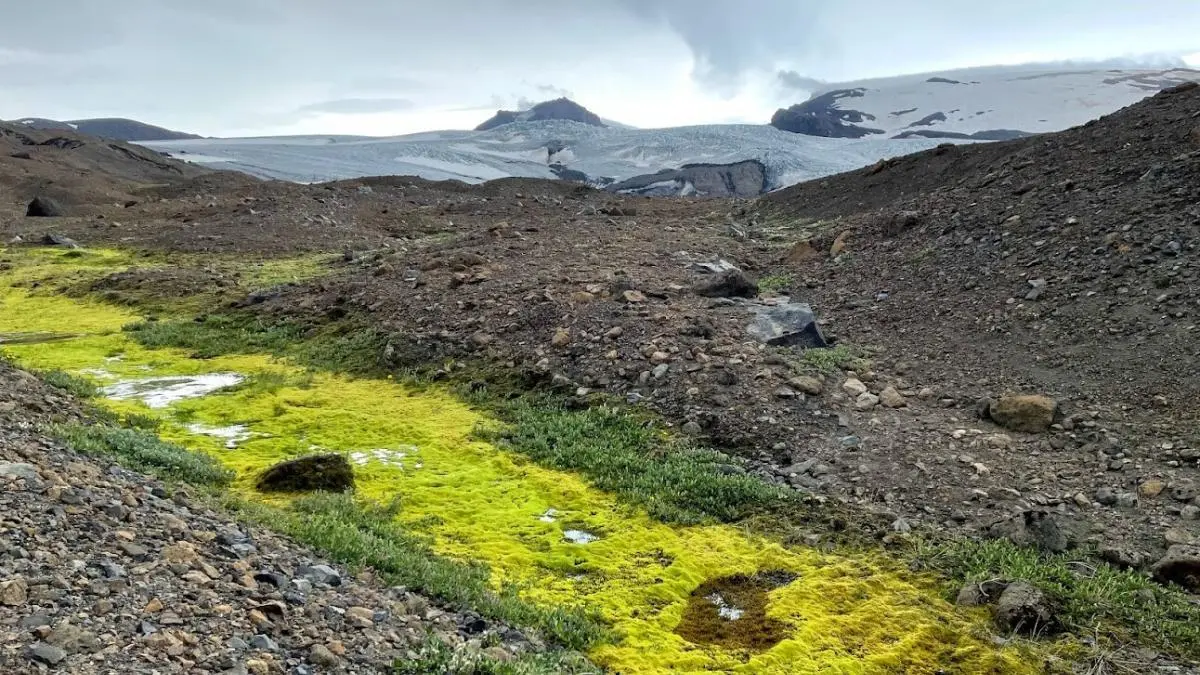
left=128, top=315, right=305, bottom=358
left=793, top=345, right=864, bottom=374
left=915, top=538, right=1200, bottom=660
left=49, top=423, right=232, bottom=487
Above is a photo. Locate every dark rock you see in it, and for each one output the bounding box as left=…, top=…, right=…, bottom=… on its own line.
left=993, top=582, right=1055, bottom=635
left=296, top=564, right=342, bottom=587
left=693, top=269, right=758, bottom=299
left=745, top=303, right=829, bottom=348
left=39, top=233, right=79, bottom=248
left=11, top=151, right=33, bottom=160
left=987, top=510, right=1070, bottom=553
left=26, top=197, right=67, bottom=218
left=770, top=89, right=885, bottom=138
left=26, top=643, right=68, bottom=666
left=1152, top=545, right=1200, bottom=592
left=255, top=454, right=354, bottom=493
left=609, top=160, right=768, bottom=198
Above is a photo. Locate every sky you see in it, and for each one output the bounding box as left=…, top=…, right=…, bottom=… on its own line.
left=1, top=1, right=1198, bottom=137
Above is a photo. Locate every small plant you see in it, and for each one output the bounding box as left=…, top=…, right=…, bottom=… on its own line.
left=50, top=423, right=232, bottom=487
left=37, top=369, right=100, bottom=398
left=756, top=273, right=794, bottom=294
left=395, top=633, right=597, bottom=675
left=795, top=345, right=862, bottom=374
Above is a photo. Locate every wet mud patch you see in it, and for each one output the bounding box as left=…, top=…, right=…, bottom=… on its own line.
left=0, top=331, right=82, bottom=345
left=676, top=571, right=798, bottom=652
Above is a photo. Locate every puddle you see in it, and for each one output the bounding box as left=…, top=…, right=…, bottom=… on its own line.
left=538, top=508, right=559, bottom=523
left=0, top=331, right=82, bottom=345
left=80, top=368, right=116, bottom=379
left=563, top=529, right=599, bottom=545
left=186, top=423, right=253, bottom=449
left=102, top=374, right=244, bottom=408
left=348, top=446, right=417, bottom=468
left=676, top=572, right=797, bottom=652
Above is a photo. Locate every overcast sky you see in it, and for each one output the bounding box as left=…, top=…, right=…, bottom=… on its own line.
left=2, top=1, right=1198, bottom=137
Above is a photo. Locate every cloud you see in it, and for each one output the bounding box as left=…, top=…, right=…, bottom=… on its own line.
left=296, top=98, right=416, bottom=115
left=776, top=71, right=826, bottom=93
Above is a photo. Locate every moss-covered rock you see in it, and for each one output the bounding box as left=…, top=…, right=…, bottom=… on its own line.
left=256, top=454, right=355, bottom=493
left=988, top=395, right=1058, bottom=433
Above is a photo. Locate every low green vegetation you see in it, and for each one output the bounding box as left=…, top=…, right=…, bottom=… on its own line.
left=793, top=344, right=864, bottom=374
left=128, top=315, right=305, bottom=358
left=37, top=368, right=100, bottom=398
left=50, top=423, right=232, bottom=487
left=756, top=272, right=794, bottom=294
left=228, top=493, right=607, bottom=652
left=395, top=633, right=598, bottom=675
left=476, top=397, right=791, bottom=525
left=916, top=538, right=1200, bottom=659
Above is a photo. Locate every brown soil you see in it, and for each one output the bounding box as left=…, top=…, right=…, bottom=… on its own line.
left=1, top=84, right=1198, bottom=574
left=675, top=573, right=794, bottom=652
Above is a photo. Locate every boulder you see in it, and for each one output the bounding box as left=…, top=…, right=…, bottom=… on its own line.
left=993, top=582, right=1055, bottom=635
left=1152, top=545, right=1200, bottom=592
left=256, top=454, right=355, bottom=493
left=693, top=269, right=757, bottom=299
left=988, top=395, right=1057, bottom=432
left=26, top=196, right=67, bottom=217
left=987, top=510, right=1070, bottom=553
left=955, top=579, right=1008, bottom=607
left=745, top=303, right=828, bottom=349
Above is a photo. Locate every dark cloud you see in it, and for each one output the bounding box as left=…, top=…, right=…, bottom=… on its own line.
left=776, top=71, right=826, bottom=92
left=296, top=98, right=416, bottom=115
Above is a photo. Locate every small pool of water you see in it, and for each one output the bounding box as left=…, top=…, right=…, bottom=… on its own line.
left=102, top=374, right=244, bottom=408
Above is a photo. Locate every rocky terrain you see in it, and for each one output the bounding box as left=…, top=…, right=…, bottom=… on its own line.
left=9, top=118, right=202, bottom=142
left=1, top=77, right=1200, bottom=671
left=0, top=361, right=544, bottom=674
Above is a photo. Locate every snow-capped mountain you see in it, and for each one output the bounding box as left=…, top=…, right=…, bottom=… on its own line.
left=772, top=66, right=1199, bottom=140
left=140, top=64, right=1199, bottom=196
left=10, top=117, right=201, bottom=141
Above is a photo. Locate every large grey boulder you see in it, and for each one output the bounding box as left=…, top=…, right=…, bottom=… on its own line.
left=745, top=303, right=828, bottom=348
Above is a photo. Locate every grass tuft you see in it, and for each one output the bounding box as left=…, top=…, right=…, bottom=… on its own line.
left=127, top=314, right=304, bottom=359
left=50, top=423, right=232, bottom=487
left=793, top=345, right=863, bottom=374
left=756, top=273, right=794, bottom=294
left=228, top=493, right=607, bottom=652
left=37, top=368, right=100, bottom=398
left=474, top=397, right=792, bottom=525
left=395, top=633, right=598, bottom=675
left=915, top=538, right=1200, bottom=659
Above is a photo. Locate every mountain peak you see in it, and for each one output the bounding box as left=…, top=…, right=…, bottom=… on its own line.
left=475, top=98, right=606, bottom=131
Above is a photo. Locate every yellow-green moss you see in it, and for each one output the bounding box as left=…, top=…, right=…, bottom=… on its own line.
left=0, top=248, right=1050, bottom=674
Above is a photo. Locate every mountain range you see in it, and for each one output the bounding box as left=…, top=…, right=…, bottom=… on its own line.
left=8, top=117, right=201, bottom=142
left=32, top=63, right=1195, bottom=197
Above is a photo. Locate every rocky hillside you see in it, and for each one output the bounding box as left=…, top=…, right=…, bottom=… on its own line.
left=0, top=121, right=210, bottom=220
left=11, top=118, right=201, bottom=142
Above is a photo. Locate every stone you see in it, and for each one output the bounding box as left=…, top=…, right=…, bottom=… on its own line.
left=1152, top=545, right=1200, bottom=592
left=788, top=376, right=823, bottom=396
left=256, top=454, right=354, bottom=493
left=879, top=386, right=906, bottom=408
left=0, top=576, right=28, bottom=606
left=1139, top=479, right=1167, bottom=499
left=993, top=582, right=1055, bottom=635
left=296, top=564, right=342, bottom=587
left=1095, top=487, right=1118, bottom=506
left=248, top=634, right=278, bottom=650
left=46, top=623, right=99, bottom=652
left=842, top=379, right=868, bottom=397
left=987, top=510, right=1070, bottom=553
left=955, top=580, right=1008, bottom=607
left=855, top=393, right=880, bottom=411
left=0, top=462, right=41, bottom=486
left=745, top=303, right=828, bottom=348
left=162, top=541, right=200, bottom=564
left=550, top=328, right=571, bottom=348
left=1182, top=506, right=1200, bottom=521
left=693, top=269, right=758, bottom=299
left=987, top=395, right=1058, bottom=433
left=310, top=644, right=340, bottom=667
left=26, top=643, right=68, bottom=666
left=621, top=290, right=647, bottom=303
left=681, top=421, right=703, bottom=436
left=27, top=197, right=68, bottom=218
left=345, top=606, right=375, bottom=628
